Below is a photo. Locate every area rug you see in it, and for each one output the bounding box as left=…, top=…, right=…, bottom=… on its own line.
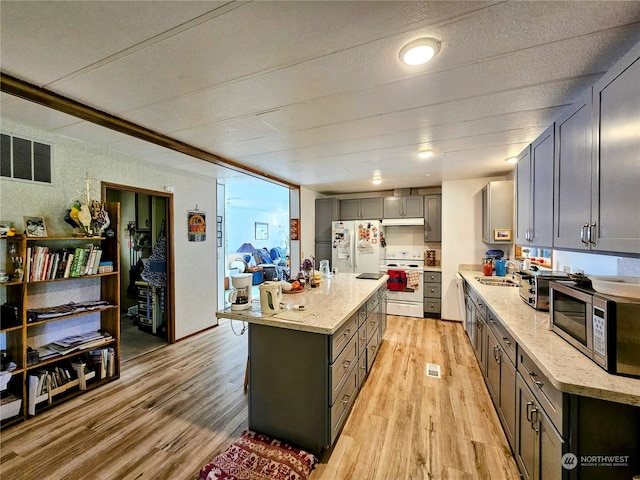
left=199, top=430, right=318, bottom=480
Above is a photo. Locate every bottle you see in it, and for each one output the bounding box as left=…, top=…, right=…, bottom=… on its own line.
left=483, top=259, right=493, bottom=276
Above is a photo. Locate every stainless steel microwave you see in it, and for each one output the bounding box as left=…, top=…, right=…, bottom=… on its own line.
left=549, top=281, right=640, bottom=379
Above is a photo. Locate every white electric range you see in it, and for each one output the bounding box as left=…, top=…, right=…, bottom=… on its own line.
left=380, top=249, right=424, bottom=318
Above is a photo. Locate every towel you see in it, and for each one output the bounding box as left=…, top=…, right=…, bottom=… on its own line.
left=407, top=270, right=420, bottom=288
left=386, top=270, right=407, bottom=291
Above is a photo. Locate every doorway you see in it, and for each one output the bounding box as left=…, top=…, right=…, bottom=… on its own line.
left=103, top=183, right=174, bottom=361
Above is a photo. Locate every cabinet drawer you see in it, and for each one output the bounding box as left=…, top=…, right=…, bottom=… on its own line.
left=486, top=309, right=516, bottom=365
left=423, top=282, right=441, bottom=298
left=358, top=304, right=367, bottom=326
left=330, top=363, right=359, bottom=444
left=331, top=312, right=358, bottom=362
left=330, top=334, right=359, bottom=405
left=366, top=333, right=380, bottom=372
left=358, top=323, right=367, bottom=357
left=366, top=313, right=379, bottom=344
left=424, top=272, right=441, bottom=283
left=518, top=349, right=564, bottom=431
left=423, top=299, right=441, bottom=314
left=366, top=295, right=378, bottom=317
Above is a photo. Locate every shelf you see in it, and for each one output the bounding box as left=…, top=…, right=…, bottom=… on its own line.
left=25, top=270, right=118, bottom=285
left=0, top=324, right=23, bottom=333
left=26, top=338, right=117, bottom=371
left=0, top=280, right=24, bottom=287
left=26, top=305, right=118, bottom=327
left=25, top=236, right=107, bottom=242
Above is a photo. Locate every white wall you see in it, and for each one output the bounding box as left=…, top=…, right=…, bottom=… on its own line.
left=0, top=120, right=217, bottom=340
left=441, top=176, right=507, bottom=321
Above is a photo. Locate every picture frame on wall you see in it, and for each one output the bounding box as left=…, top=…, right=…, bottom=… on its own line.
left=494, top=228, right=512, bottom=241
left=255, top=222, right=268, bottom=240
left=24, top=216, right=47, bottom=237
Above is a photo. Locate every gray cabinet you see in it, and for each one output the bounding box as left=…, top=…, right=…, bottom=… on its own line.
left=383, top=195, right=423, bottom=218
left=340, top=197, right=383, bottom=220
left=515, top=373, right=564, bottom=480
left=423, top=271, right=441, bottom=318
left=553, top=91, right=593, bottom=250
left=424, top=194, right=442, bottom=242
left=591, top=50, right=640, bottom=254
left=515, top=125, right=554, bottom=247
left=482, top=180, right=513, bottom=244
left=315, top=198, right=340, bottom=267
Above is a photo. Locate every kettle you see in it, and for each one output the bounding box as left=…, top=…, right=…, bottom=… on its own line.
left=259, top=281, right=283, bottom=314
left=319, top=259, right=331, bottom=277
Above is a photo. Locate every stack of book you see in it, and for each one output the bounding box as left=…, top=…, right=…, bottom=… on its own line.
left=36, top=330, right=113, bottom=361
left=25, top=244, right=106, bottom=282
left=27, top=300, right=112, bottom=323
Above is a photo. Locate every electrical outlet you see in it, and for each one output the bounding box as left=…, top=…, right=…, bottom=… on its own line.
left=563, top=266, right=571, bottom=273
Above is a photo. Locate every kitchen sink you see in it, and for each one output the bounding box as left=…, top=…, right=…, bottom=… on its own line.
left=476, top=277, right=519, bottom=287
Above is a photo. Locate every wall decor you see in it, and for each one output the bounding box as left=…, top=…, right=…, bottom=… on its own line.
left=494, top=228, right=512, bottom=241
left=290, top=219, right=299, bottom=241
left=188, top=209, right=206, bottom=242
left=24, top=216, right=47, bottom=237
left=255, top=222, right=269, bottom=240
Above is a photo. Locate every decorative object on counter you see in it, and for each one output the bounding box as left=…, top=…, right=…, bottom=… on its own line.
left=425, top=250, right=436, bottom=266
left=301, top=256, right=314, bottom=279
left=23, top=216, right=47, bottom=237
left=199, top=430, right=317, bottom=480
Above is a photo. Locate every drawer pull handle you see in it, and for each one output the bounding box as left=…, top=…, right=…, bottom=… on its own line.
left=526, top=401, right=534, bottom=421
left=530, top=408, right=539, bottom=432
left=534, top=380, right=543, bottom=389
left=342, top=360, right=352, bottom=370
left=342, top=394, right=351, bottom=406
left=502, top=337, right=511, bottom=346
left=343, top=328, right=351, bottom=337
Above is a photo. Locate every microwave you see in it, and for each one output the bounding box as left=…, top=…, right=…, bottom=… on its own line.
left=549, top=281, right=640, bottom=378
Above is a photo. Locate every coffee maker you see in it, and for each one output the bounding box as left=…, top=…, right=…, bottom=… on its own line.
left=229, top=273, right=253, bottom=310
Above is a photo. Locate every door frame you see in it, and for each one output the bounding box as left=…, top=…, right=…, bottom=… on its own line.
left=102, top=182, right=176, bottom=343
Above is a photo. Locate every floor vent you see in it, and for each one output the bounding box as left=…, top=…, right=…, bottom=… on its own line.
left=426, top=363, right=441, bottom=378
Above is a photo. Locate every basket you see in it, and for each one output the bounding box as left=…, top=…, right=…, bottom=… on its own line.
left=0, top=394, right=22, bottom=420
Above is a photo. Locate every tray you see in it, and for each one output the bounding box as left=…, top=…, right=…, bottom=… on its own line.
left=283, top=289, right=304, bottom=294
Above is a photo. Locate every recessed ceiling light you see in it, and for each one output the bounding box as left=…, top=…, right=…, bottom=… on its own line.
left=371, top=170, right=383, bottom=185
left=418, top=149, right=434, bottom=159
left=505, top=157, right=518, bottom=164
left=399, top=38, right=441, bottom=66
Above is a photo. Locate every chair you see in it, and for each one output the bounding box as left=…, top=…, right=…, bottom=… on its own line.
left=253, top=248, right=285, bottom=281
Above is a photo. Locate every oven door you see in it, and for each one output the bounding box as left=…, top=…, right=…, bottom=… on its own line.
left=550, top=282, right=593, bottom=357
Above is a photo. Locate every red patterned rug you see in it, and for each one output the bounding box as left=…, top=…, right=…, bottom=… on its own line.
left=199, top=430, right=318, bottom=480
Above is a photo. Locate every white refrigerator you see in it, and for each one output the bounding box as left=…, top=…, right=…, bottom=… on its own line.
left=331, top=220, right=384, bottom=273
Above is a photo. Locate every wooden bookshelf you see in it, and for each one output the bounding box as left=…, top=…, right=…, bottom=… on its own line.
left=0, top=202, right=120, bottom=426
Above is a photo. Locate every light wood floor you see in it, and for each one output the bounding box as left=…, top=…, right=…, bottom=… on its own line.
left=0, top=316, right=520, bottom=480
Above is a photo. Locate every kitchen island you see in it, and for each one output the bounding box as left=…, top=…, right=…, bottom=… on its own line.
left=216, top=273, right=388, bottom=455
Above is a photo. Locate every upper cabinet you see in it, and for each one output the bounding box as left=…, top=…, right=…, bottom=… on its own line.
left=590, top=51, right=640, bottom=254
left=554, top=45, right=640, bottom=254
left=340, top=198, right=383, bottom=220
left=315, top=198, right=340, bottom=242
left=424, top=194, right=441, bottom=242
left=383, top=195, right=423, bottom=218
left=482, top=180, right=513, bottom=244
left=515, top=125, right=555, bottom=248
left=553, top=90, right=593, bottom=250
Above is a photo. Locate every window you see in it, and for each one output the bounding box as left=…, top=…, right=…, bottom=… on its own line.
left=0, top=133, right=52, bottom=183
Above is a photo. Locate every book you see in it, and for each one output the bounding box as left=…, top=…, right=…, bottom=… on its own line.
left=63, top=253, right=74, bottom=278
left=91, top=249, right=103, bottom=275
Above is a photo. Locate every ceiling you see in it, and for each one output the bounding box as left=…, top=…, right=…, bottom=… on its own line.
left=1, top=1, right=640, bottom=196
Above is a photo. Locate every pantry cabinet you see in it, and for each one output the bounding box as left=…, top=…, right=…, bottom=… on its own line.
left=482, top=180, right=513, bottom=244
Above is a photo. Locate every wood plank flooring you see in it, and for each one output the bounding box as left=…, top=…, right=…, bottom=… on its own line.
left=0, top=316, right=520, bottom=480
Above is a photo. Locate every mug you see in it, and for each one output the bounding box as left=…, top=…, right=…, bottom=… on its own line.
left=495, top=259, right=507, bottom=277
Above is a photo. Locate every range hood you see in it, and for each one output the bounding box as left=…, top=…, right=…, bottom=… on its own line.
left=381, top=218, right=424, bottom=226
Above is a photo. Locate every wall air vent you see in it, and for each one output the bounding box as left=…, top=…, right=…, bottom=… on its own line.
left=1, top=133, right=52, bottom=184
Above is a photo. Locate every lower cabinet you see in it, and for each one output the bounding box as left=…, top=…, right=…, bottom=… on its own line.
left=424, top=271, right=441, bottom=318
left=515, top=373, right=564, bottom=480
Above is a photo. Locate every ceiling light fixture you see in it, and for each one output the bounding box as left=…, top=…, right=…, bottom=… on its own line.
left=418, top=149, right=434, bottom=159
left=399, top=37, right=441, bottom=66
left=505, top=157, right=518, bottom=164
left=371, top=170, right=383, bottom=185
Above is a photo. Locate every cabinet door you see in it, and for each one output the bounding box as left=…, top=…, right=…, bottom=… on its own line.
left=537, top=407, right=564, bottom=480
left=360, top=197, right=383, bottom=219
left=424, top=194, right=442, bottom=242
left=403, top=196, right=424, bottom=218
left=315, top=198, right=339, bottom=242
left=482, top=184, right=491, bottom=243
left=500, top=353, right=517, bottom=451
left=553, top=91, right=593, bottom=250
left=530, top=125, right=554, bottom=248
left=515, top=146, right=532, bottom=245
left=315, top=242, right=332, bottom=268
left=340, top=199, right=361, bottom=220
left=515, top=374, right=537, bottom=480
left=485, top=326, right=501, bottom=403
left=477, top=316, right=488, bottom=375
left=592, top=55, right=640, bottom=254
left=383, top=196, right=403, bottom=218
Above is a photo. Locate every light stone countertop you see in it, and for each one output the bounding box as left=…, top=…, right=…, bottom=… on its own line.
left=423, top=265, right=442, bottom=272
left=216, top=273, right=388, bottom=335
left=459, top=269, right=640, bottom=407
